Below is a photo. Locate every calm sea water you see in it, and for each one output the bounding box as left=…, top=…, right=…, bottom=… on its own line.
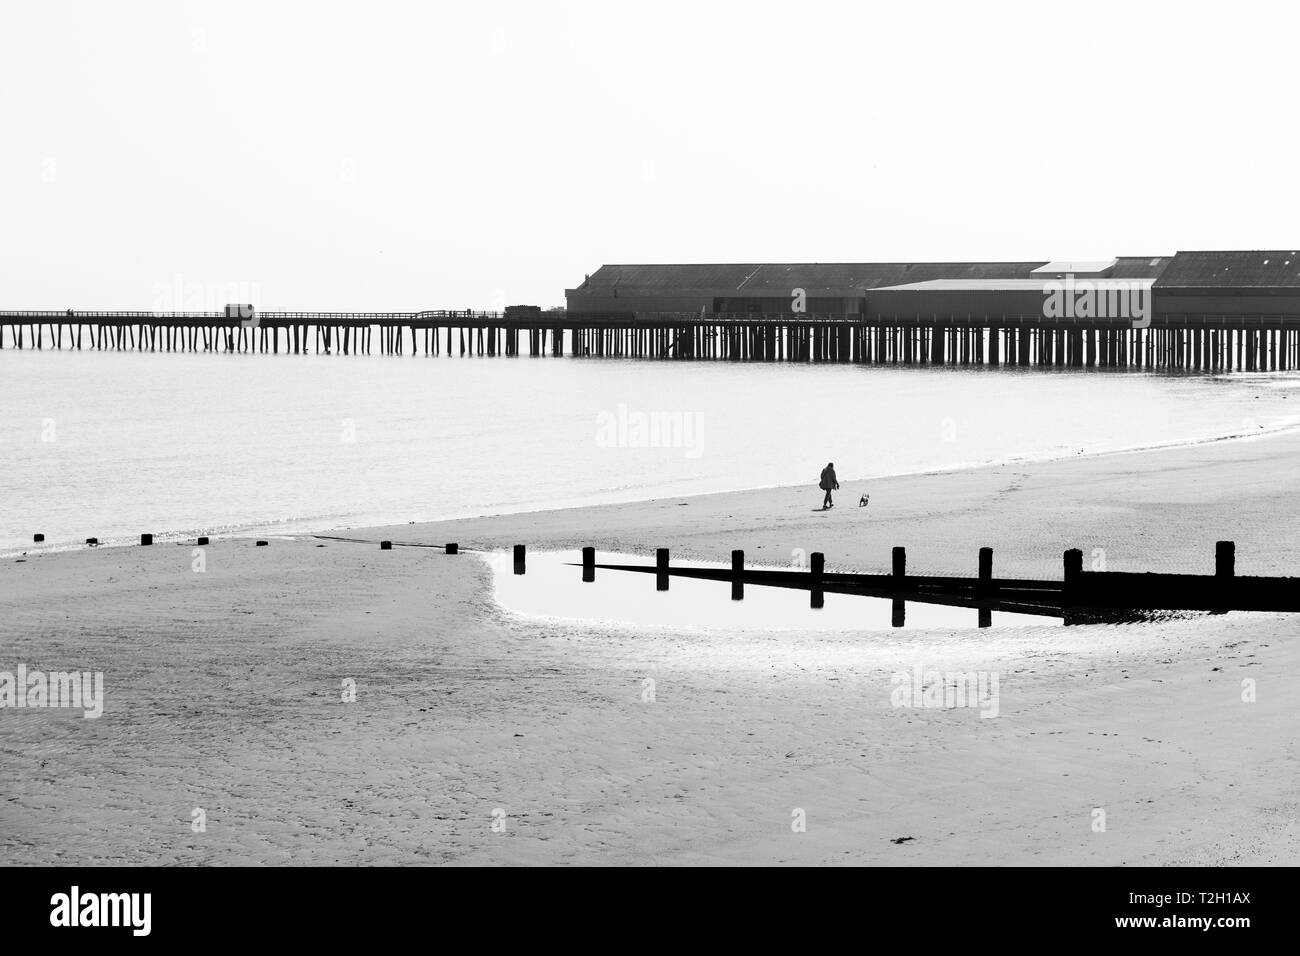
left=2, top=350, right=1298, bottom=552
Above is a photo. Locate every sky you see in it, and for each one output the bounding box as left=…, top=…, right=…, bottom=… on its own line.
left=1, top=0, right=1296, bottom=311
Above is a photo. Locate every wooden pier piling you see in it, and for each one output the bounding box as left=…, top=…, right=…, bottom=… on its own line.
left=582, top=546, right=596, bottom=582
left=1, top=309, right=1293, bottom=372
left=656, top=547, right=669, bottom=591
left=731, top=549, right=744, bottom=600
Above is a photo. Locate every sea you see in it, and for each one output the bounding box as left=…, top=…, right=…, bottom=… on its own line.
left=3, top=349, right=1298, bottom=553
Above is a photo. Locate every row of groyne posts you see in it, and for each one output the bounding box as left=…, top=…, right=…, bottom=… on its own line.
left=507, top=540, right=1297, bottom=625
left=30, top=530, right=1299, bottom=623
left=2, top=310, right=1297, bottom=370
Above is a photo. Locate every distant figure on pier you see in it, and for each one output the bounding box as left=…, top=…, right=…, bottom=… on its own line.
left=819, top=462, right=839, bottom=510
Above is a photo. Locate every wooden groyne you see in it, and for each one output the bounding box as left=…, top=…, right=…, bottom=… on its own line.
left=1, top=309, right=1296, bottom=370
left=576, top=541, right=1300, bottom=625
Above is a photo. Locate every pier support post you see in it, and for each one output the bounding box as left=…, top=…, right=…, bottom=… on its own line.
left=656, top=547, right=669, bottom=591
left=731, top=549, right=744, bottom=600
left=445, top=543, right=458, bottom=555
left=513, top=544, right=526, bottom=574
left=582, top=546, right=595, bottom=583
left=140, top=533, right=153, bottom=546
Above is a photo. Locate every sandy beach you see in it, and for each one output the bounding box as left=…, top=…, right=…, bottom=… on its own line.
left=2, top=430, right=1298, bottom=866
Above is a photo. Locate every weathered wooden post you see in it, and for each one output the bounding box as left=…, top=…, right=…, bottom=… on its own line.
left=256, top=540, right=268, bottom=547
left=140, top=533, right=153, bottom=546
left=197, top=536, right=210, bottom=546
left=513, top=544, right=525, bottom=574
left=85, top=537, right=98, bottom=547
left=656, top=547, right=669, bottom=591
left=892, top=546, right=906, bottom=627
left=1062, top=548, right=1083, bottom=624
left=582, top=546, right=595, bottom=582
left=731, top=549, right=744, bottom=600
left=977, top=547, right=992, bottom=628
left=33, top=533, right=44, bottom=543
left=810, top=551, right=825, bottom=608
left=380, top=540, right=392, bottom=550
left=1215, top=540, right=1235, bottom=578
left=1214, top=540, right=1235, bottom=614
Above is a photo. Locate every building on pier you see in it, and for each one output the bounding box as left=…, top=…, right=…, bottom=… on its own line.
left=566, top=262, right=1052, bottom=316
left=1153, top=251, right=1300, bottom=319
left=866, top=258, right=1168, bottom=324
left=565, top=253, right=1300, bottom=324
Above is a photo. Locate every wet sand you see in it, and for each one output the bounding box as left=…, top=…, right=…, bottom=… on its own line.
left=2, top=429, right=1299, bottom=865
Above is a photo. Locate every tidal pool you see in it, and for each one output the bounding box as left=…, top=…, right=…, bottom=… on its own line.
left=488, top=550, right=1060, bottom=631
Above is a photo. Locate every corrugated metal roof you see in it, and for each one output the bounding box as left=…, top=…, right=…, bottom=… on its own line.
left=571, top=257, right=1178, bottom=298
left=870, top=278, right=1154, bottom=292
left=572, top=262, right=1052, bottom=297
left=1031, top=259, right=1117, bottom=275
left=1155, top=251, right=1300, bottom=288
left=1109, top=256, right=1170, bottom=279
left=572, top=264, right=762, bottom=294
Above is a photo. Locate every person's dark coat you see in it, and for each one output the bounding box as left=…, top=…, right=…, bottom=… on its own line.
left=819, top=466, right=838, bottom=491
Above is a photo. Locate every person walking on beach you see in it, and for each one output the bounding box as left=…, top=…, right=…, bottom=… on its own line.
left=819, top=462, right=839, bottom=510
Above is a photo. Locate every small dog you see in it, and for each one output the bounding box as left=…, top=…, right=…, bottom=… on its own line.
left=858, top=494, right=870, bottom=508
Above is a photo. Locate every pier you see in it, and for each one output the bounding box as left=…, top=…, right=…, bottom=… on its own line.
left=1, top=308, right=1296, bottom=371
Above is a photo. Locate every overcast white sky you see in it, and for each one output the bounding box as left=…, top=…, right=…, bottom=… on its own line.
left=2, top=0, right=1296, bottom=311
